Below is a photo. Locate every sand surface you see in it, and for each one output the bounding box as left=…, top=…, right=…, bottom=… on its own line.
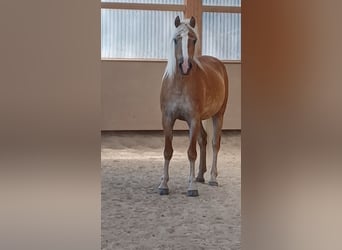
left=101, top=131, right=240, bottom=250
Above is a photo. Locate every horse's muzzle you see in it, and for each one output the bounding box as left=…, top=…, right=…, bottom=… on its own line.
left=179, top=61, right=193, bottom=75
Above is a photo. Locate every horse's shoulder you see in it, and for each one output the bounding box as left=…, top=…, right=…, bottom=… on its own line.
left=196, top=56, right=225, bottom=76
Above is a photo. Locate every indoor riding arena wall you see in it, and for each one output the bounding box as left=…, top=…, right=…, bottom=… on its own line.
left=101, top=61, right=240, bottom=131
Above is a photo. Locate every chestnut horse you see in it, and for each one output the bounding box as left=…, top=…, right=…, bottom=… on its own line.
left=159, top=16, right=229, bottom=196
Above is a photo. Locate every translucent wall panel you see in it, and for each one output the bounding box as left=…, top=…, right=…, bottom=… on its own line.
left=203, top=0, right=241, bottom=6
left=101, top=9, right=183, bottom=59
left=102, top=0, right=183, bottom=4
left=202, top=12, right=241, bottom=60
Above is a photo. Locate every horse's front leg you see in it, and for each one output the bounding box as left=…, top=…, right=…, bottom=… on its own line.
left=158, top=115, right=175, bottom=195
left=187, top=119, right=200, bottom=197
left=196, top=122, right=207, bottom=183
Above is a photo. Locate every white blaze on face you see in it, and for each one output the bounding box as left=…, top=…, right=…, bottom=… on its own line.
left=181, top=32, right=189, bottom=74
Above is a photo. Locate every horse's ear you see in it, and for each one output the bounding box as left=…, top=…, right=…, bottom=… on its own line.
left=189, top=16, right=196, bottom=28
left=175, top=16, right=181, bottom=27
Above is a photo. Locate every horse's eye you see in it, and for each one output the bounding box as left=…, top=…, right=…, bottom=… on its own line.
left=173, top=38, right=177, bottom=44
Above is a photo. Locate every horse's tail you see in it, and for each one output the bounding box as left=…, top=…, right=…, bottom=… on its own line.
left=202, top=118, right=213, bottom=166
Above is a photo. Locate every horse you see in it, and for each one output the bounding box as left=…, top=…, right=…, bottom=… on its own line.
left=159, top=16, right=229, bottom=197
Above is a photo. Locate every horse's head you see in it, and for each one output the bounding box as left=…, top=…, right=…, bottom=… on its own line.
left=173, top=16, right=198, bottom=75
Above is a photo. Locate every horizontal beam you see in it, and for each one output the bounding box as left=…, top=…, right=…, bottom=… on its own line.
left=202, top=6, right=241, bottom=13
left=101, top=3, right=241, bottom=13
left=101, top=3, right=185, bottom=12
left=101, top=58, right=241, bottom=64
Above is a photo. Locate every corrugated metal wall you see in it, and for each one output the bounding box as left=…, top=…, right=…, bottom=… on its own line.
left=101, top=9, right=184, bottom=59
left=203, top=0, right=241, bottom=6
left=101, top=0, right=241, bottom=60
left=202, top=12, right=241, bottom=60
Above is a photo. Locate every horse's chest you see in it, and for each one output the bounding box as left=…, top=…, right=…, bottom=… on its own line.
left=165, top=95, right=193, bottom=117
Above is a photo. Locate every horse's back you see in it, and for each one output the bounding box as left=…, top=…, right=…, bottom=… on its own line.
left=199, top=55, right=227, bottom=77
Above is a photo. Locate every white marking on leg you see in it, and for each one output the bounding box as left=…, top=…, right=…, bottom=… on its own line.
left=188, top=161, right=198, bottom=191
left=159, top=159, right=170, bottom=190
left=210, top=151, right=218, bottom=183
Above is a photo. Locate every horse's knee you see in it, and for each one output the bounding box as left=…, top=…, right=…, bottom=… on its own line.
left=213, top=143, right=220, bottom=152
left=198, top=135, right=207, bottom=148
left=212, top=137, right=221, bottom=151
left=164, top=147, right=173, bottom=160
left=203, top=136, right=207, bottom=146
left=187, top=148, right=197, bottom=161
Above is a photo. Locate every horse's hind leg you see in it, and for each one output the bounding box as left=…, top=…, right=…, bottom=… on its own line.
left=196, top=122, right=207, bottom=183
left=208, top=114, right=224, bottom=186
left=158, top=116, right=175, bottom=195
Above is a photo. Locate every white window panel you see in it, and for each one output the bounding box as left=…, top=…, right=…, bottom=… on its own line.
left=203, top=0, right=241, bottom=7
left=202, top=12, right=241, bottom=60
left=101, top=9, right=183, bottom=59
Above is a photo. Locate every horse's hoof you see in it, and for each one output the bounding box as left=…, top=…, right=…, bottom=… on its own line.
left=196, top=177, right=205, bottom=183
left=208, top=181, right=219, bottom=186
left=187, top=190, right=199, bottom=197
left=159, top=188, right=169, bottom=195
